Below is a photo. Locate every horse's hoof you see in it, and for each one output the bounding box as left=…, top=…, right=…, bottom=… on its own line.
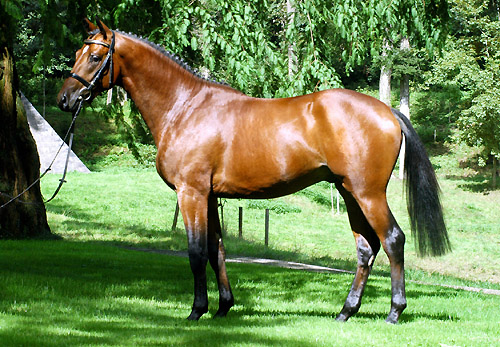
left=385, top=312, right=400, bottom=324
left=334, top=313, right=348, bottom=322
left=187, top=307, right=208, bottom=321
left=213, top=300, right=234, bottom=318
left=385, top=316, right=398, bottom=324
left=385, top=304, right=404, bottom=324
left=186, top=313, right=201, bottom=320
left=213, top=311, right=226, bottom=318
left=213, top=309, right=229, bottom=318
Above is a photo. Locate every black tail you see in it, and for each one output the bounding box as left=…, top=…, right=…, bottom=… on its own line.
left=391, top=108, right=451, bottom=256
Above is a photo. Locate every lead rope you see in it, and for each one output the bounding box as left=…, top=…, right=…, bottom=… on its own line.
left=44, top=121, right=76, bottom=203
left=0, top=100, right=82, bottom=209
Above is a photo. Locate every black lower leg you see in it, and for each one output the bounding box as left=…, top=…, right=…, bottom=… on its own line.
left=383, top=217, right=407, bottom=324
left=336, top=234, right=378, bottom=321
left=334, top=186, right=380, bottom=322
left=209, top=237, right=234, bottom=318
left=208, top=197, right=234, bottom=318
left=187, top=247, right=209, bottom=320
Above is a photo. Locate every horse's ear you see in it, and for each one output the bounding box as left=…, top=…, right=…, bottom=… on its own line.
left=95, top=16, right=110, bottom=40
left=83, top=18, right=97, bottom=34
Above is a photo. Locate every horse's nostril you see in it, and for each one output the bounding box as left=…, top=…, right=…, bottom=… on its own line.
left=58, top=93, right=69, bottom=111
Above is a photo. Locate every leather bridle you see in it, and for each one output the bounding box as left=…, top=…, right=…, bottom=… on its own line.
left=70, top=30, right=116, bottom=101
left=1, top=31, right=118, bottom=209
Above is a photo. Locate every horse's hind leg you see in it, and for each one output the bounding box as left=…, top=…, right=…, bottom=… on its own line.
left=352, top=191, right=407, bottom=324
left=381, top=211, right=407, bottom=323
left=335, top=185, right=381, bottom=322
left=207, top=196, right=234, bottom=318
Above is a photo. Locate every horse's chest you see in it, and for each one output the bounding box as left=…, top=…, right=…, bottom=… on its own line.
left=155, top=142, right=216, bottom=189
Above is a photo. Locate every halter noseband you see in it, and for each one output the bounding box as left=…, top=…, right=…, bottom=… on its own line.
left=70, top=30, right=116, bottom=101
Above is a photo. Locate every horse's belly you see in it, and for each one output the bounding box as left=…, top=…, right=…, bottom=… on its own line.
left=212, top=164, right=335, bottom=199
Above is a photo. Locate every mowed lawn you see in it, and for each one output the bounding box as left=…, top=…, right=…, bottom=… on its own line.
left=1, top=163, right=499, bottom=346
left=1, top=240, right=499, bottom=346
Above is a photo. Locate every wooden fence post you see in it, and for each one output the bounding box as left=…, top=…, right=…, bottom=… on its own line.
left=171, top=201, right=179, bottom=231
left=219, top=198, right=227, bottom=236
left=330, top=183, right=334, bottom=214
left=265, top=208, right=270, bottom=247
left=336, top=190, right=340, bottom=214
left=238, top=206, right=243, bottom=238
left=331, top=184, right=341, bottom=214
left=106, top=88, right=113, bottom=105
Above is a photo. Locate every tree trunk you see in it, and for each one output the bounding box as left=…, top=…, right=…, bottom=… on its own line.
left=398, top=37, right=411, bottom=180
left=0, top=24, right=52, bottom=239
left=287, top=0, right=297, bottom=78
left=379, top=39, right=392, bottom=106
left=493, top=155, right=498, bottom=189
left=399, top=37, right=411, bottom=118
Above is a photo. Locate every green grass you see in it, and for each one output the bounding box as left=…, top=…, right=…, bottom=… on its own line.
left=1, top=240, right=499, bottom=346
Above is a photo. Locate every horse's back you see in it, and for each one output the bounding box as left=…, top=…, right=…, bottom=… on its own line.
left=261, top=88, right=402, bottom=178
left=209, top=88, right=401, bottom=197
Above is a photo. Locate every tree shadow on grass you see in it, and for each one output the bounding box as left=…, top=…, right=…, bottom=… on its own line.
left=0, top=241, right=355, bottom=345
left=445, top=174, right=498, bottom=193
left=46, top=199, right=185, bottom=245
left=224, top=262, right=463, bottom=325
left=355, top=311, right=458, bottom=323
left=41, top=199, right=468, bottom=327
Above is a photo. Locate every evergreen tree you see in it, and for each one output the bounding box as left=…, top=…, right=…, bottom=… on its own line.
left=0, top=0, right=51, bottom=238
left=424, top=0, right=500, bottom=187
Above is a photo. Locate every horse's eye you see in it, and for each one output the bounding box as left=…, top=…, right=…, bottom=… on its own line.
left=89, top=55, right=101, bottom=63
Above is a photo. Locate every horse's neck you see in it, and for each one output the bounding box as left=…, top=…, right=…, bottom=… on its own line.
left=117, top=36, right=205, bottom=146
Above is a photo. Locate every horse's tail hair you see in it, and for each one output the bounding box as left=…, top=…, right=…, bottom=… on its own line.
left=391, top=108, right=451, bottom=257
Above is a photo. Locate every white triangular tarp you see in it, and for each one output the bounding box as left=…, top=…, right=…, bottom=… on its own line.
left=22, top=93, right=90, bottom=174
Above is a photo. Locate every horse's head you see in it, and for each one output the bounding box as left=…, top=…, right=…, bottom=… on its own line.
left=57, top=18, right=118, bottom=112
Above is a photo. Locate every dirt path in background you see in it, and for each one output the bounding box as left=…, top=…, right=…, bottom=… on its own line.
left=123, top=246, right=500, bottom=296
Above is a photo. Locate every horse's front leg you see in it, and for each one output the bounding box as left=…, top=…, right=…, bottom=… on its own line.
left=177, top=187, right=210, bottom=320
left=207, top=196, right=234, bottom=318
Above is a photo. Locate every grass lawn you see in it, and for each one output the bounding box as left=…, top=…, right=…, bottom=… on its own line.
left=1, top=240, right=499, bottom=346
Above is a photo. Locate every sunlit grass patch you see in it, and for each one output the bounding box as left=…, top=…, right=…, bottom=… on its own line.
left=1, top=241, right=499, bottom=346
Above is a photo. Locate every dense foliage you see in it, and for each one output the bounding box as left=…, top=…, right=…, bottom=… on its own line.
left=416, top=0, right=500, bottom=183
left=4, top=0, right=500, bottom=185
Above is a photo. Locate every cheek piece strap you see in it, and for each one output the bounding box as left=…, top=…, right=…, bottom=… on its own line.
left=69, top=30, right=115, bottom=101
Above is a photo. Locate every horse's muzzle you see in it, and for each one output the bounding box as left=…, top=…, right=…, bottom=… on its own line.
left=57, top=91, right=71, bottom=112
left=57, top=89, right=89, bottom=113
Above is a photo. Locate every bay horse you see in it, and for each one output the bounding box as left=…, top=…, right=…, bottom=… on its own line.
left=57, top=18, right=450, bottom=323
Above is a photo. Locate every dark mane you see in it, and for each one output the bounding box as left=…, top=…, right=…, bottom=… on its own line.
left=116, top=30, right=230, bottom=88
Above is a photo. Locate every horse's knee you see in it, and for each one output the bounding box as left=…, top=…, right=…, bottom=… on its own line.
left=356, top=235, right=378, bottom=268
